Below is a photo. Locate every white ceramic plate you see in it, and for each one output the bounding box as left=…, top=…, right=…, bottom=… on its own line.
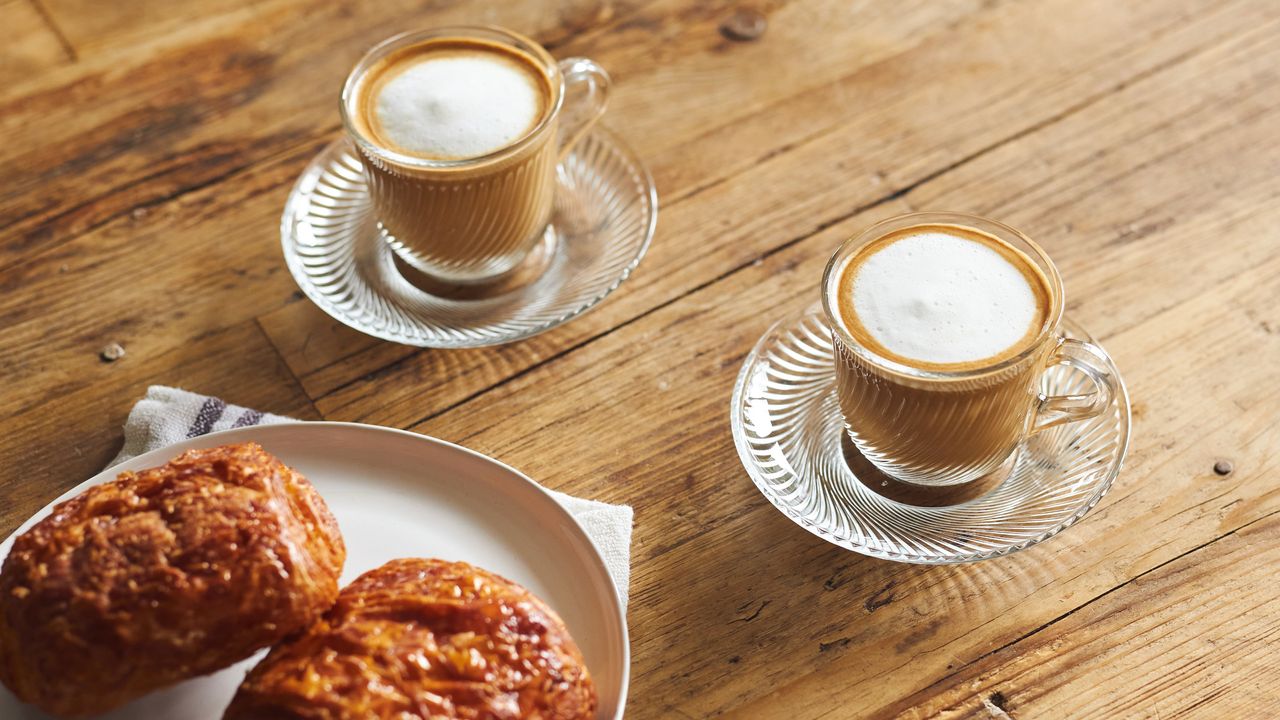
left=0, top=423, right=628, bottom=719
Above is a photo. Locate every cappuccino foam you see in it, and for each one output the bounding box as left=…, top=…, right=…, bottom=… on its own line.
left=840, top=227, right=1047, bottom=367
left=370, top=47, right=545, bottom=160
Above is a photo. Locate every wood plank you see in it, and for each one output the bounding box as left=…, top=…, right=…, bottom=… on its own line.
left=36, top=0, right=631, bottom=64
left=2, top=0, right=1277, bottom=716
left=411, top=203, right=1280, bottom=720
left=571, top=0, right=982, bottom=159
left=1, top=0, right=999, bottom=421
left=36, top=0, right=269, bottom=61
left=376, top=24, right=1280, bottom=716
left=1, top=1, right=1277, bottom=716
left=728, top=254, right=1280, bottom=719
left=0, top=319, right=318, bottom=538
left=0, top=138, right=328, bottom=423
left=0, top=0, right=73, bottom=83
left=0, top=0, right=658, bottom=260
left=0, top=0, right=1264, bottom=552
left=288, top=0, right=1268, bottom=428
left=883, top=509, right=1280, bottom=719
left=16, top=0, right=1225, bottom=427
left=0, top=0, right=1002, bottom=418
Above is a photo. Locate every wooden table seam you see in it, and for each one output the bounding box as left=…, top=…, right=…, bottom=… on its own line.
left=880, top=506, right=1280, bottom=717
left=26, top=0, right=77, bottom=62
left=251, top=314, right=321, bottom=421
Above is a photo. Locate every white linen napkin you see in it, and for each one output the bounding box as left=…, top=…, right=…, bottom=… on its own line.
left=110, top=386, right=633, bottom=607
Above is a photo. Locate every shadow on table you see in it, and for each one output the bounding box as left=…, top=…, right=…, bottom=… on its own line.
left=703, top=487, right=1079, bottom=670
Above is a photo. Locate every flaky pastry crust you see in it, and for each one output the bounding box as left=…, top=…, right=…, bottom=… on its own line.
left=0, top=442, right=345, bottom=717
left=224, top=557, right=597, bottom=720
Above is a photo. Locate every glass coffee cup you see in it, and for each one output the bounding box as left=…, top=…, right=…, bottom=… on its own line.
left=822, top=212, right=1118, bottom=487
left=341, top=27, right=610, bottom=284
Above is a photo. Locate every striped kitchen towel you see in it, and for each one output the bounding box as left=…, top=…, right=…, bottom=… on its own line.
left=109, top=385, right=633, bottom=606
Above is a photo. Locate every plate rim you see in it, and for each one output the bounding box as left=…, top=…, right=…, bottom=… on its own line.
left=0, top=421, right=629, bottom=719
left=729, top=304, right=1133, bottom=564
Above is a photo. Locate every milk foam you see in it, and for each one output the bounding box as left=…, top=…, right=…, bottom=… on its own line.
left=373, top=52, right=542, bottom=159
left=848, top=230, right=1041, bottom=365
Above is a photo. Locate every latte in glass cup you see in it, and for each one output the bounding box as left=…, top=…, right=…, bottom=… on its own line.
left=823, top=213, right=1116, bottom=487
left=342, top=28, right=609, bottom=284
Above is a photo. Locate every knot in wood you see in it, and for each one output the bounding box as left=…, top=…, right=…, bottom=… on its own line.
left=720, top=9, right=767, bottom=42
left=99, top=342, right=126, bottom=362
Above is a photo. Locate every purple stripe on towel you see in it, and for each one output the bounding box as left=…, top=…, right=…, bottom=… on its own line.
left=186, top=397, right=227, bottom=438
left=231, top=409, right=263, bottom=428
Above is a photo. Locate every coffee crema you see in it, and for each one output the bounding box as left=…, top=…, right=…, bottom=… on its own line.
left=351, top=39, right=553, bottom=161
left=833, top=224, right=1051, bottom=372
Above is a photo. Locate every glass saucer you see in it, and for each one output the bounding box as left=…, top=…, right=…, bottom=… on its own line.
left=730, top=304, right=1131, bottom=564
left=281, top=129, right=657, bottom=348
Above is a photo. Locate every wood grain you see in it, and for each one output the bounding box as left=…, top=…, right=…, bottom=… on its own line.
left=0, top=0, right=73, bottom=83
left=279, top=0, right=1265, bottom=429
left=1, top=0, right=1279, bottom=717
left=0, top=0, right=651, bottom=263
left=389, top=13, right=1280, bottom=715
left=885, top=509, right=1280, bottom=719
left=0, top=137, right=328, bottom=421
left=2, top=0, right=994, bottom=417
left=399, top=212, right=1280, bottom=718
left=0, top=320, right=318, bottom=535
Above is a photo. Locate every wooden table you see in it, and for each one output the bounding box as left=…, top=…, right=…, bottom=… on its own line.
left=4, top=0, right=1279, bottom=717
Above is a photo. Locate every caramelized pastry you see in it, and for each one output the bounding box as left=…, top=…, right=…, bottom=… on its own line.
left=0, top=442, right=345, bottom=717
left=224, top=557, right=597, bottom=719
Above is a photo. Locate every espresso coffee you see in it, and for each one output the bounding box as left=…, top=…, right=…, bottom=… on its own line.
left=827, top=222, right=1057, bottom=486
left=344, top=35, right=560, bottom=283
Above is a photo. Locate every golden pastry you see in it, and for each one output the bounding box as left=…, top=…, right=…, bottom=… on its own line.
left=224, top=557, right=597, bottom=719
left=0, top=442, right=346, bottom=717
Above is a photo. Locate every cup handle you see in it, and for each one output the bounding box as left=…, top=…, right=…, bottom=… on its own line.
left=556, top=57, right=611, bottom=163
left=1030, top=337, right=1118, bottom=433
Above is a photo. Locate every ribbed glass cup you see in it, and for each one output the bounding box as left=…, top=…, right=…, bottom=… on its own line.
left=341, top=27, right=610, bottom=284
left=822, top=213, right=1117, bottom=487
left=730, top=305, right=1129, bottom=564
left=281, top=129, right=656, bottom=348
